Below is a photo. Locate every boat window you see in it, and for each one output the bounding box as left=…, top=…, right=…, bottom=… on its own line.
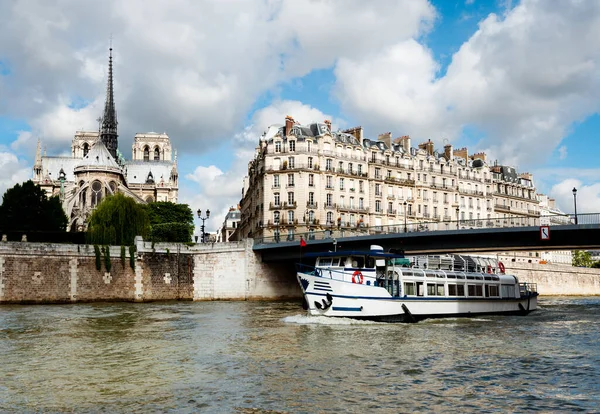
left=456, top=273, right=466, bottom=279
left=351, top=256, right=365, bottom=268
left=331, top=258, right=340, bottom=267
left=457, top=284, right=465, bottom=296
left=484, top=276, right=493, bottom=281
left=501, top=284, right=515, bottom=298
left=446, top=273, right=456, bottom=279
left=403, top=270, right=414, bottom=277
left=448, top=284, right=457, bottom=296
left=424, top=271, right=436, bottom=279
left=318, top=258, right=332, bottom=266
left=488, top=285, right=499, bottom=297
left=466, top=275, right=475, bottom=280
left=417, top=282, right=424, bottom=296
left=339, top=257, right=348, bottom=267
left=435, top=271, right=445, bottom=278
left=437, top=284, right=445, bottom=296
left=491, top=275, right=499, bottom=281
left=475, top=275, right=483, bottom=280
left=404, top=282, right=416, bottom=296
left=427, top=283, right=436, bottom=296
left=366, top=257, right=375, bottom=268
left=468, top=285, right=483, bottom=297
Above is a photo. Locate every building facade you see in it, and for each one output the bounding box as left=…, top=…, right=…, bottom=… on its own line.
left=238, top=116, right=541, bottom=242
left=32, top=49, right=178, bottom=231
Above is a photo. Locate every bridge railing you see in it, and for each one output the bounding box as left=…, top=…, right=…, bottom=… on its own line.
left=255, top=213, right=600, bottom=245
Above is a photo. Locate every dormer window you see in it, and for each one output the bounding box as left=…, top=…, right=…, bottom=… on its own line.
left=146, top=171, right=155, bottom=184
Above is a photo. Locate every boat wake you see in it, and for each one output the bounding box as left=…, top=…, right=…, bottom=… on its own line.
left=282, top=314, right=383, bottom=325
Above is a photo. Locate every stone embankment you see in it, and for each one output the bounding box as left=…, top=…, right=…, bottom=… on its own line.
left=1, top=237, right=599, bottom=304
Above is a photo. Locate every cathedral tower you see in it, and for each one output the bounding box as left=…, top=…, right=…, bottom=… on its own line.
left=100, top=48, right=118, bottom=159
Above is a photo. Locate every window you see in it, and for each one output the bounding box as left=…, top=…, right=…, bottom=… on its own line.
left=288, top=157, right=295, bottom=168
left=275, top=141, right=281, bottom=152
left=287, top=192, right=294, bottom=204
left=154, top=147, right=160, bottom=160
left=309, top=192, right=315, bottom=205
left=338, top=161, right=343, bottom=172
left=273, top=175, right=280, bottom=188
left=287, top=174, right=294, bottom=187
left=404, top=282, right=416, bottom=296
left=83, top=143, right=89, bottom=157
left=358, top=164, right=363, bottom=175
left=327, top=211, right=333, bottom=224
left=326, top=159, right=332, bottom=171
left=371, top=152, right=376, bottom=162
left=274, top=211, right=280, bottom=224
left=375, top=184, right=381, bottom=196
left=307, top=141, right=312, bottom=152
left=326, top=176, right=333, bottom=189
left=326, top=194, right=333, bottom=207
left=274, top=193, right=280, bottom=206
left=350, top=197, right=354, bottom=208
left=308, top=174, right=314, bottom=187
left=308, top=157, right=313, bottom=168
left=308, top=210, right=315, bottom=222
left=91, top=180, right=103, bottom=207
left=359, top=181, right=364, bottom=192
left=348, top=163, right=353, bottom=174
left=359, top=198, right=364, bottom=209
left=340, top=178, right=345, bottom=190
left=143, top=146, right=150, bottom=161
left=339, top=196, right=345, bottom=208
left=375, top=168, right=381, bottom=179
left=287, top=228, right=294, bottom=241
left=289, top=140, right=295, bottom=152
left=288, top=210, right=294, bottom=223
left=375, top=200, right=381, bottom=213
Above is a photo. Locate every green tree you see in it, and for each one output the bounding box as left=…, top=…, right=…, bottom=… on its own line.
left=0, top=180, right=68, bottom=232
left=145, top=201, right=194, bottom=242
left=572, top=250, right=593, bottom=267
left=87, top=193, right=149, bottom=246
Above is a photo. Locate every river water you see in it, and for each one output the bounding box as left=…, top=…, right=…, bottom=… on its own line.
left=1, top=297, right=599, bottom=413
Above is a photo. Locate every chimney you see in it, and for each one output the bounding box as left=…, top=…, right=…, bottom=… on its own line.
left=418, top=139, right=434, bottom=156
left=454, top=147, right=468, bottom=162
left=285, top=115, right=294, bottom=136
left=377, top=132, right=392, bottom=148
left=324, top=119, right=332, bottom=132
left=519, top=172, right=533, bottom=181
left=342, top=126, right=363, bottom=144
left=399, top=135, right=411, bottom=153
left=444, top=144, right=453, bottom=161
left=471, top=152, right=487, bottom=162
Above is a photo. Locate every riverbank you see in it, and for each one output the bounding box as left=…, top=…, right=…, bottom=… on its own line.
left=1, top=238, right=599, bottom=304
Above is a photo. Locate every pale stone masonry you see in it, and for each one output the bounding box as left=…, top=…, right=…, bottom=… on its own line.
left=238, top=116, right=542, bottom=241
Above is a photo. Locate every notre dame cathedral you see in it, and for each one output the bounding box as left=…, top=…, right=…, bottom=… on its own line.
left=32, top=48, right=179, bottom=231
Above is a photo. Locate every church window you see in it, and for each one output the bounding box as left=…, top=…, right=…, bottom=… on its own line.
left=154, top=147, right=160, bottom=161
left=109, top=181, right=117, bottom=193
left=144, top=146, right=150, bottom=161
left=91, top=181, right=103, bottom=207
left=83, top=143, right=89, bottom=157
left=146, top=196, right=154, bottom=202
left=80, top=188, right=87, bottom=207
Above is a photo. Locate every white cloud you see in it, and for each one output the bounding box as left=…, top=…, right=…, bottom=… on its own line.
left=0, top=152, right=32, bottom=199
left=0, top=0, right=434, bottom=155
left=558, top=145, right=567, bottom=160
left=333, top=0, right=600, bottom=168
left=549, top=179, right=600, bottom=215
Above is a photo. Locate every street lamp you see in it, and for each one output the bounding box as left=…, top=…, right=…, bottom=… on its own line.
left=572, top=187, right=578, bottom=225
left=456, top=207, right=460, bottom=230
left=403, top=201, right=408, bottom=233
left=197, top=208, right=210, bottom=243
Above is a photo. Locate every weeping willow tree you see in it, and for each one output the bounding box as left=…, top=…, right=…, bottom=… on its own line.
left=87, top=193, right=150, bottom=246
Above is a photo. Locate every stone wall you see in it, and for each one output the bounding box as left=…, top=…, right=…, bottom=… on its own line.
left=0, top=238, right=300, bottom=304
left=506, top=262, right=600, bottom=295
left=2, top=238, right=597, bottom=304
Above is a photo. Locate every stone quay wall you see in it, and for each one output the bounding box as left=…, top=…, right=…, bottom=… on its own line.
left=1, top=237, right=599, bottom=304
left=507, top=262, right=600, bottom=295
left=0, top=238, right=300, bottom=304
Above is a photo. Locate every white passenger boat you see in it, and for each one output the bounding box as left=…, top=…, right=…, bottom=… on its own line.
left=296, top=245, right=538, bottom=323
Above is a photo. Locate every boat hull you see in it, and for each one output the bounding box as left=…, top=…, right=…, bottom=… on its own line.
left=297, top=272, right=538, bottom=323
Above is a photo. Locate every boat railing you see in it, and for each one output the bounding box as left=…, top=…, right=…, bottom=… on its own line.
left=295, top=263, right=347, bottom=280
left=519, top=282, right=537, bottom=296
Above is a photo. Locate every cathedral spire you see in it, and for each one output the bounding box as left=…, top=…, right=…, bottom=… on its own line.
left=100, top=47, right=118, bottom=159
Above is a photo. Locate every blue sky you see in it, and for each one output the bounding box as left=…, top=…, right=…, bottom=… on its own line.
left=1, top=0, right=599, bottom=231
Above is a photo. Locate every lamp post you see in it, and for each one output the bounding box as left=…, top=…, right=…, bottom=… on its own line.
left=197, top=208, right=210, bottom=243
left=403, top=201, right=408, bottom=233
left=456, top=207, right=460, bottom=230
left=58, top=168, right=66, bottom=203
left=572, top=187, right=578, bottom=225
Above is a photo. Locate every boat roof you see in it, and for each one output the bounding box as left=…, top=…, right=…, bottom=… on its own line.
left=305, top=251, right=405, bottom=258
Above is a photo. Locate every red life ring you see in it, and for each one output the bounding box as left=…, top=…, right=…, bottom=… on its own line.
left=498, top=262, right=505, bottom=273
left=352, top=270, right=364, bottom=284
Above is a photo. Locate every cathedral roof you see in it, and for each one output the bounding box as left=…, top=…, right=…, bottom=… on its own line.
left=76, top=139, right=121, bottom=170
left=124, top=161, right=174, bottom=185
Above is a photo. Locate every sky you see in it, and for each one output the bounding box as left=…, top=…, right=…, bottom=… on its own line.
left=1, top=0, right=599, bottom=234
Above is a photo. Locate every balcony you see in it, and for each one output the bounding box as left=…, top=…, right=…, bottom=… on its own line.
left=269, top=202, right=282, bottom=210
left=386, top=209, right=397, bottom=216
left=306, top=201, right=318, bottom=209
left=495, top=204, right=511, bottom=211
left=283, top=201, right=297, bottom=209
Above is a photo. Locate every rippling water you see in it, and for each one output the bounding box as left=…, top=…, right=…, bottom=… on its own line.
left=1, top=297, right=599, bottom=413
